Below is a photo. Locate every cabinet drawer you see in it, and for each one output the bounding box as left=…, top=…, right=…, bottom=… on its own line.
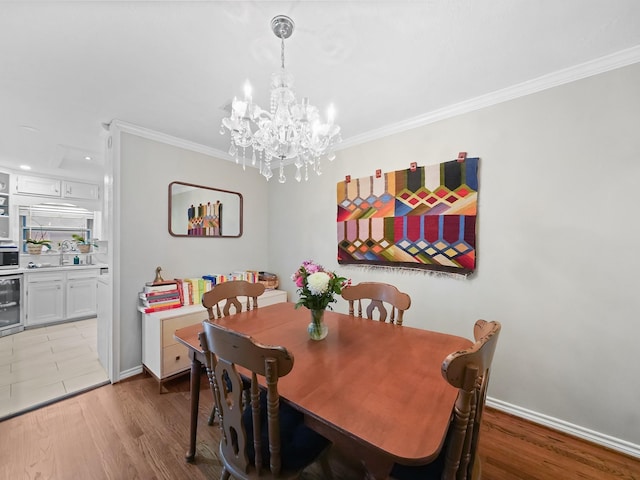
left=67, top=269, right=99, bottom=280
left=162, top=343, right=190, bottom=377
left=161, top=311, right=207, bottom=348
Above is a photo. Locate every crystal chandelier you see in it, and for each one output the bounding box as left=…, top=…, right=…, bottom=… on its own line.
left=220, top=15, right=341, bottom=183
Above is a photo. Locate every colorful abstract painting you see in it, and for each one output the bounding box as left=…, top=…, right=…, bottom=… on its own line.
left=337, top=158, right=479, bottom=275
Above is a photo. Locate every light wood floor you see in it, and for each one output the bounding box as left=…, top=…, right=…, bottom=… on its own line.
left=0, top=372, right=638, bottom=479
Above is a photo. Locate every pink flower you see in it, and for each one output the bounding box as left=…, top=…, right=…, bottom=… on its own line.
left=292, top=260, right=349, bottom=311
left=304, top=262, right=320, bottom=274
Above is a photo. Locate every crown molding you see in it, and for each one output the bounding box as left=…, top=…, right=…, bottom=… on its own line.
left=108, top=120, right=232, bottom=162
left=108, top=46, right=640, bottom=159
left=339, top=45, right=640, bottom=151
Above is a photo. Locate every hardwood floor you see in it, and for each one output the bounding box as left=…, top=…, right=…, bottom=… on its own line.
left=0, top=372, right=638, bottom=479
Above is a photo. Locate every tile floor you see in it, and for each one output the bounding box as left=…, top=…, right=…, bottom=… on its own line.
left=0, top=318, right=109, bottom=420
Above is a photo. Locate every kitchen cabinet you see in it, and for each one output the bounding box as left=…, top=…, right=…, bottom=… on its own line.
left=63, top=180, right=100, bottom=200
left=66, top=270, right=98, bottom=319
left=25, top=272, right=65, bottom=326
left=140, top=289, right=287, bottom=391
left=25, top=267, right=99, bottom=327
left=16, top=175, right=61, bottom=197
left=15, top=174, right=99, bottom=200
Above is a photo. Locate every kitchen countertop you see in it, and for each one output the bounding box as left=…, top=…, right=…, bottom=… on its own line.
left=0, top=264, right=108, bottom=275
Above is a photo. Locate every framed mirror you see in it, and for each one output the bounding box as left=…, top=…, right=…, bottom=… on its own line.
left=168, top=181, right=243, bottom=237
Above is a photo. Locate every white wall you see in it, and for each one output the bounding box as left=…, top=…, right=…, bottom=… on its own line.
left=117, top=133, right=269, bottom=372
left=266, top=62, right=640, bottom=449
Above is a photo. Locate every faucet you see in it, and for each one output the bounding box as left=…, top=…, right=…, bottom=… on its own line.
left=60, top=240, right=73, bottom=265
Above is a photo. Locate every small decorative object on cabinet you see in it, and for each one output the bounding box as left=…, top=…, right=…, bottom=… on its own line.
left=140, top=289, right=287, bottom=392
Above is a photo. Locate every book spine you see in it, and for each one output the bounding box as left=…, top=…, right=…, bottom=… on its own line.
left=141, top=291, right=180, bottom=300
left=144, top=283, right=178, bottom=293
left=143, top=303, right=183, bottom=314
left=174, top=279, right=185, bottom=305
left=143, top=296, right=180, bottom=304
left=141, top=299, right=181, bottom=308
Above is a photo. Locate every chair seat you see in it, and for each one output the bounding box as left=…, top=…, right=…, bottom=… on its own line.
left=243, top=390, right=330, bottom=471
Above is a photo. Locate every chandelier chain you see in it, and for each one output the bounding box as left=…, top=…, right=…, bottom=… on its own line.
left=281, top=36, right=285, bottom=69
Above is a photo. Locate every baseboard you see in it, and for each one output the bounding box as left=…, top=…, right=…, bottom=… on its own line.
left=487, top=397, right=640, bottom=459
left=118, top=365, right=144, bottom=382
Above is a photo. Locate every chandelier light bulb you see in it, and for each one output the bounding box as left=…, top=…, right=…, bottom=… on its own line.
left=327, top=104, right=335, bottom=124
left=220, top=15, right=341, bottom=183
left=243, top=81, right=252, bottom=101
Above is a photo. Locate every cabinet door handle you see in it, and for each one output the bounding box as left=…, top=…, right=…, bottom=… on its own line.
left=175, top=355, right=181, bottom=361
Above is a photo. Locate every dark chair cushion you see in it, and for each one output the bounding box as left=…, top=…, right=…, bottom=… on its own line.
left=222, top=371, right=250, bottom=392
left=243, top=390, right=329, bottom=471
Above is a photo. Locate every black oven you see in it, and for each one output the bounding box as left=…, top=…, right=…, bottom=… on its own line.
left=0, top=245, right=19, bottom=270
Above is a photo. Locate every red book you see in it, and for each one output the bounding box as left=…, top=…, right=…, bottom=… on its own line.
left=174, top=278, right=185, bottom=305
left=144, top=303, right=182, bottom=314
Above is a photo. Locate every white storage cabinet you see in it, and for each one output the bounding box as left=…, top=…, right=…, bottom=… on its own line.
left=141, top=289, right=287, bottom=391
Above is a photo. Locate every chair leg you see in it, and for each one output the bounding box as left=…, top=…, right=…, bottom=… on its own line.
left=208, top=405, right=218, bottom=426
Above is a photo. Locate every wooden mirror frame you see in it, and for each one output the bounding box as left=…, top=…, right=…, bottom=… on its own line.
left=168, top=181, right=243, bottom=238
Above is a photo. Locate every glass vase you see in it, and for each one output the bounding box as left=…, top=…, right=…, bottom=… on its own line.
left=308, top=309, right=328, bottom=341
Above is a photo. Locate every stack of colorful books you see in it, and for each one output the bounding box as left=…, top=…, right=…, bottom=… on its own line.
left=140, top=282, right=182, bottom=313
left=175, top=270, right=260, bottom=306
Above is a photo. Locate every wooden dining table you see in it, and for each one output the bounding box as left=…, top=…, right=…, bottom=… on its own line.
left=174, top=302, right=471, bottom=480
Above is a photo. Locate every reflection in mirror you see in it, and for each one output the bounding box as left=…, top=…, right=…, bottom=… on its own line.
left=169, top=181, right=243, bottom=237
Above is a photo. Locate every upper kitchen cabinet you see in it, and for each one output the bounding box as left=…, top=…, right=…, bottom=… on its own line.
left=15, top=175, right=99, bottom=201
left=63, top=180, right=100, bottom=200
left=16, top=175, right=61, bottom=197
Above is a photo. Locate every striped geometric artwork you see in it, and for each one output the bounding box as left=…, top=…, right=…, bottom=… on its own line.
left=337, top=158, right=479, bottom=275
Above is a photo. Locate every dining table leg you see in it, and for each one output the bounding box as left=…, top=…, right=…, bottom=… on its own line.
left=361, top=456, right=392, bottom=480
left=185, top=350, right=202, bottom=462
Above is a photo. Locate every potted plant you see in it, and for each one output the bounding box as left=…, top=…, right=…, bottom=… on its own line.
left=26, top=237, right=51, bottom=255
left=72, top=234, right=97, bottom=253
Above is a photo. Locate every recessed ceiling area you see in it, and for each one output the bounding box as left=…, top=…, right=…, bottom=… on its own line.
left=1, top=1, right=639, bottom=180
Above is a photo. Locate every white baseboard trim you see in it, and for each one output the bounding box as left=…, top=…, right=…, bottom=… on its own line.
left=487, top=397, right=640, bottom=459
left=118, top=365, right=144, bottom=382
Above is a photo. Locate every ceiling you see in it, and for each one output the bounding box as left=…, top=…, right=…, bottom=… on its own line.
left=1, top=1, right=640, bottom=180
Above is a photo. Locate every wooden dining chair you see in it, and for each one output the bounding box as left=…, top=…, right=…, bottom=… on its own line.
left=199, top=321, right=333, bottom=480
left=202, top=280, right=266, bottom=425
left=390, top=319, right=501, bottom=480
left=341, top=281, right=411, bottom=325
left=202, top=280, right=266, bottom=320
